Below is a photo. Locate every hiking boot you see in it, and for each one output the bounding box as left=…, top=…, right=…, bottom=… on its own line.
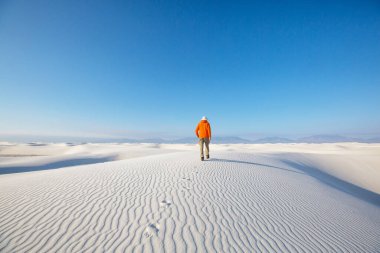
left=201, top=157, right=204, bottom=161
left=206, top=155, right=210, bottom=159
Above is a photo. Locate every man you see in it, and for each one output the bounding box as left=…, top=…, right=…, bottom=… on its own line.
left=195, top=116, right=212, bottom=161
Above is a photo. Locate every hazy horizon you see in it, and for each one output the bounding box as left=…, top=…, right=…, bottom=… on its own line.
left=1, top=131, right=379, bottom=143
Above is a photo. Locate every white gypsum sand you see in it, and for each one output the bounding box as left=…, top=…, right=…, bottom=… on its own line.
left=0, top=142, right=379, bottom=252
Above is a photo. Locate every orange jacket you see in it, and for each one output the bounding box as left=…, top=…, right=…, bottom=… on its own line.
left=195, top=120, right=211, bottom=139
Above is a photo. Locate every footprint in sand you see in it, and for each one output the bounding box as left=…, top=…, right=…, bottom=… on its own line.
left=144, top=198, right=173, bottom=238
left=180, top=177, right=193, bottom=189
left=144, top=223, right=160, bottom=238
left=159, top=199, right=172, bottom=208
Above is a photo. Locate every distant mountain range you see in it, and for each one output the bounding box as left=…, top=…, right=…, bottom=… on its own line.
left=253, top=137, right=294, bottom=143
left=296, top=135, right=355, bottom=143
left=294, top=135, right=380, bottom=143
left=3, top=134, right=380, bottom=144
left=111, top=135, right=380, bottom=144
left=115, top=136, right=252, bottom=144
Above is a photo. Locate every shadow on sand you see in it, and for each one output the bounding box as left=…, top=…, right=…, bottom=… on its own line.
left=0, top=157, right=114, bottom=175
left=281, top=160, right=380, bottom=207
left=208, top=158, right=380, bottom=207
left=209, top=158, right=304, bottom=175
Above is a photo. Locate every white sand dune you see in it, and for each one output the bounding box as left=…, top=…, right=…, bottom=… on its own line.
left=0, top=143, right=379, bottom=252
left=0, top=143, right=181, bottom=174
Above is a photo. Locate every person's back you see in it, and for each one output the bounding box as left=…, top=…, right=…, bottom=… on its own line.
left=195, top=116, right=211, bottom=161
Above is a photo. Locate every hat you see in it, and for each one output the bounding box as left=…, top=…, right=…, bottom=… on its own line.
left=201, top=116, right=208, bottom=120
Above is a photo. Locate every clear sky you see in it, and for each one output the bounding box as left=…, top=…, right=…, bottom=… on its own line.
left=1, top=0, right=379, bottom=140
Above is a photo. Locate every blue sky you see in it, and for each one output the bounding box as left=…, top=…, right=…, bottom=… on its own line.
left=1, top=0, right=379, bottom=140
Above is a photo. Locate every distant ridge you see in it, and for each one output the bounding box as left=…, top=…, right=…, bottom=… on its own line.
left=2, top=134, right=380, bottom=144
left=366, top=137, right=380, bottom=143
left=124, top=135, right=380, bottom=144
left=296, top=135, right=358, bottom=143
left=254, top=135, right=380, bottom=144
left=170, top=136, right=251, bottom=144
left=253, top=137, right=294, bottom=144
left=208, top=136, right=252, bottom=144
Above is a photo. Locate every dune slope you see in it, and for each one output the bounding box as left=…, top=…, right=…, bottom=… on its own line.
left=0, top=150, right=379, bottom=252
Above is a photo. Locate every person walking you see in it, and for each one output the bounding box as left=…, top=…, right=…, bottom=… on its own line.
left=195, top=116, right=212, bottom=161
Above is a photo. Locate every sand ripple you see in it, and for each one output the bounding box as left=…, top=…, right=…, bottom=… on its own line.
left=1, top=152, right=379, bottom=252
